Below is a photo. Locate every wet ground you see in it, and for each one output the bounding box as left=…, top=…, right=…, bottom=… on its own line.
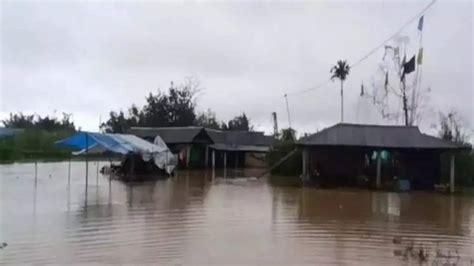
left=1, top=162, right=473, bottom=265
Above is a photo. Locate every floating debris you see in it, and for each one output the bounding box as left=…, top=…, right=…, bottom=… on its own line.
left=417, top=243, right=428, bottom=262
left=393, top=239, right=466, bottom=264
left=392, top=236, right=402, bottom=244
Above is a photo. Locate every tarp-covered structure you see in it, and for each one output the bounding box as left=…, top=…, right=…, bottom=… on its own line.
left=56, top=132, right=176, bottom=174
left=128, top=126, right=274, bottom=168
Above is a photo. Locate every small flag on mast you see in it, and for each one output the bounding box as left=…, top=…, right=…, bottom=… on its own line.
left=401, top=55, right=416, bottom=81
left=417, top=47, right=423, bottom=65
left=418, top=16, right=424, bottom=31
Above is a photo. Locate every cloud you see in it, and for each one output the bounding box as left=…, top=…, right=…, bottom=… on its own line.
left=1, top=1, right=472, bottom=135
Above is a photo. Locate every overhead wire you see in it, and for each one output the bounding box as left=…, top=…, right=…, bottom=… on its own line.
left=285, top=0, right=437, bottom=97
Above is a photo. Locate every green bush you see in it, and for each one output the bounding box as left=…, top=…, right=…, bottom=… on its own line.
left=0, top=129, right=74, bottom=163
left=266, top=141, right=302, bottom=176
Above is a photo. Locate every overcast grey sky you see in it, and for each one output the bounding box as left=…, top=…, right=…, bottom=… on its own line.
left=1, top=0, right=472, bottom=135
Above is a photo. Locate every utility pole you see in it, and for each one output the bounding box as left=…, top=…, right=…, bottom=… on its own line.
left=284, top=94, right=292, bottom=130
left=272, top=112, right=279, bottom=137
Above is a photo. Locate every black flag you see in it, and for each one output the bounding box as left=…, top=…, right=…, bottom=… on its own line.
left=401, top=55, right=415, bottom=80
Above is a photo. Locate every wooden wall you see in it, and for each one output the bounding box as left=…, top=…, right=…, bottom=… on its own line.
left=307, top=146, right=441, bottom=190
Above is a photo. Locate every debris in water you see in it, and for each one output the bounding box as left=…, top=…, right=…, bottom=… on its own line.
left=392, top=236, right=402, bottom=244
left=417, top=244, right=428, bottom=261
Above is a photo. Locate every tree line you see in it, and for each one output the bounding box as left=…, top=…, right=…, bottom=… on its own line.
left=100, top=78, right=252, bottom=133
left=2, top=112, right=75, bottom=132
left=2, top=78, right=253, bottom=133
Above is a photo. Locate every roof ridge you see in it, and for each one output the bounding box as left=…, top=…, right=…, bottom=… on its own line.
left=337, top=123, right=418, bottom=129
left=130, top=126, right=203, bottom=130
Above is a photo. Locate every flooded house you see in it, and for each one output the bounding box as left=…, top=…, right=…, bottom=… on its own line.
left=297, top=123, right=469, bottom=192
left=205, top=129, right=274, bottom=168
left=128, top=127, right=274, bottom=169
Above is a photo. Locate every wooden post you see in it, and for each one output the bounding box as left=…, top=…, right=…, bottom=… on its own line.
left=212, top=162, right=215, bottom=182
left=186, top=145, right=191, bottom=168
left=130, top=156, right=135, bottom=175
left=34, top=160, right=38, bottom=185
left=85, top=133, right=89, bottom=193
left=108, top=175, right=112, bottom=206
left=68, top=157, right=71, bottom=188
left=224, top=152, right=227, bottom=178
left=212, top=149, right=216, bottom=170
left=108, top=157, right=112, bottom=204
left=302, top=148, right=308, bottom=181
left=205, top=146, right=209, bottom=168
left=450, top=153, right=455, bottom=193
left=224, top=152, right=227, bottom=170
left=235, top=153, right=238, bottom=169
left=376, top=150, right=382, bottom=189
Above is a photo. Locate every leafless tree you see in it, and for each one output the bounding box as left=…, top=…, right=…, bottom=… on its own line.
left=361, top=36, right=430, bottom=126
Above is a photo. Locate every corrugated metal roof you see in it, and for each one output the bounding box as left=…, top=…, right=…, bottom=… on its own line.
left=128, top=127, right=274, bottom=149
left=209, top=143, right=270, bottom=152
left=128, top=127, right=208, bottom=144
left=206, top=129, right=273, bottom=146
left=297, top=123, right=467, bottom=150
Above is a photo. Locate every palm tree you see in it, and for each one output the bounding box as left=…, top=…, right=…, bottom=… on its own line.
left=330, top=60, right=350, bottom=122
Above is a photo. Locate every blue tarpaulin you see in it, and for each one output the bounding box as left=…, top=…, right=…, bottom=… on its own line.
left=56, top=132, right=167, bottom=155
left=56, top=132, right=176, bottom=174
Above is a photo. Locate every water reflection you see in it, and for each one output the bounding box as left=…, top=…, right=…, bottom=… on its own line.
left=1, top=162, right=473, bottom=264
left=272, top=187, right=474, bottom=264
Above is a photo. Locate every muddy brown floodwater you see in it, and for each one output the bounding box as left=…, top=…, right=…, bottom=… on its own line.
left=1, top=162, right=473, bottom=265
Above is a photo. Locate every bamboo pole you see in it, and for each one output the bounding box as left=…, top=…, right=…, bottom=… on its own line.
left=34, top=160, right=38, bottom=186
left=68, top=157, right=71, bottom=189
left=85, top=133, right=89, bottom=195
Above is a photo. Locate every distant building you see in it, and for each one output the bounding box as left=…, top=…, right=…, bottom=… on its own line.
left=128, top=127, right=274, bottom=169
left=297, top=123, right=469, bottom=192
